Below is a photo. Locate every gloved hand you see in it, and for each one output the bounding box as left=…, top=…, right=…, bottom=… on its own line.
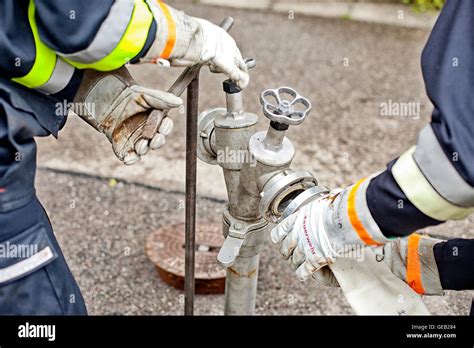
left=73, top=67, right=183, bottom=165
left=271, top=178, right=392, bottom=281
left=143, top=2, right=249, bottom=89
left=373, top=234, right=444, bottom=295
left=313, top=234, right=445, bottom=296
left=271, top=190, right=344, bottom=282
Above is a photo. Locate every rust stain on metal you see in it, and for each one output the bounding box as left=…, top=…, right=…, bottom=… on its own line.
left=228, top=267, right=257, bottom=278
left=145, top=221, right=226, bottom=294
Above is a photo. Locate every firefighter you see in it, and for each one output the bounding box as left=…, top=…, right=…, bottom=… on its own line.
left=272, top=0, right=474, bottom=301
left=0, top=0, right=248, bottom=314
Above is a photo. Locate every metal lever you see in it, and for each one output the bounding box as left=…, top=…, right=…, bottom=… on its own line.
left=217, top=214, right=267, bottom=268
left=244, top=58, right=256, bottom=70
left=217, top=235, right=244, bottom=268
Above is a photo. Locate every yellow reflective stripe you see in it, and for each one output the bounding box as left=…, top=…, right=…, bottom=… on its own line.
left=392, top=146, right=474, bottom=221
left=65, top=0, right=153, bottom=71
left=11, top=0, right=56, bottom=88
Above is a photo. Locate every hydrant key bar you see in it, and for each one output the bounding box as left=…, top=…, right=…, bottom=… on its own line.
left=184, top=76, right=200, bottom=316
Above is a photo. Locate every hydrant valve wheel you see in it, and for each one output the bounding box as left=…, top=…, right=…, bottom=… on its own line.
left=260, top=87, right=311, bottom=126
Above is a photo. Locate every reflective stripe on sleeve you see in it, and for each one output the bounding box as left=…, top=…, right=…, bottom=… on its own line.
left=65, top=0, right=154, bottom=71
left=35, top=57, right=75, bottom=95
left=414, top=124, right=474, bottom=207
left=58, top=0, right=135, bottom=64
left=11, top=0, right=56, bottom=89
left=392, top=146, right=474, bottom=221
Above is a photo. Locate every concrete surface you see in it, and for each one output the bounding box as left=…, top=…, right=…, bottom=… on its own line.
left=199, top=0, right=439, bottom=29
left=34, top=1, right=472, bottom=315
left=38, top=0, right=436, bottom=200
left=37, top=169, right=474, bottom=315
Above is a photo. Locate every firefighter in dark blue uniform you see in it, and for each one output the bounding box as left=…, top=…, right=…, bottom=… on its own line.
left=0, top=0, right=249, bottom=314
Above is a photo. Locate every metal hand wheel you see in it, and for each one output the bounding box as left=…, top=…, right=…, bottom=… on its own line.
left=259, top=87, right=311, bottom=126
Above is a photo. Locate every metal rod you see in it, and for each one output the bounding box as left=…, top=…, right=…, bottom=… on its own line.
left=182, top=16, right=234, bottom=317
left=184, top=76, right=200, bottom=315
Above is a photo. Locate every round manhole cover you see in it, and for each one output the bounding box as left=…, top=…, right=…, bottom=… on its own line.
left=145, top=221, right=226, bottom=294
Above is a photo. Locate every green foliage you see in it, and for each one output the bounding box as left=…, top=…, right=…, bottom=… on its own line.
left=402, top=0, right=445, bottom=12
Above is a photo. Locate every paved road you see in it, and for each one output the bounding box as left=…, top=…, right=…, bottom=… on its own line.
left=38, top=0, right=434, bottom=198
left=34, top=1, right=473, bottom=315
left=37, top=169, right=474, bottom=315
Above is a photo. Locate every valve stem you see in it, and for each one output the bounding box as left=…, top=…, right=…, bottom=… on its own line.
left=263, top=122, right=288, bottom=151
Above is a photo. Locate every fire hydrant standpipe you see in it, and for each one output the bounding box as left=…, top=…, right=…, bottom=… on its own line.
left=193, top=20, right=430, bottom=316
left=197, top=65, right=315, bottom=314
left=196, top=56, right=430, bottom=315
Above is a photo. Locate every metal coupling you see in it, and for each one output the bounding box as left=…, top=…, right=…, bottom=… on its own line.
left=259, top=169, right=329, bottom=223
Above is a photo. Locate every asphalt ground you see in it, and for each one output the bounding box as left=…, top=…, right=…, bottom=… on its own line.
left=37, top=0, right=437, bottom=198
left=36, top=169, right=473, bottom=315
left=34, top=1, right=473, bottom=315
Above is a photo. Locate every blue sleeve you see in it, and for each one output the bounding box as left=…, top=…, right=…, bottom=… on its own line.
left=367, top=0, right=474, bottom=238
left=34, top=0, right=115, bottom=54
left=434, top=238, right=474, bottom=291
left=0, top=0, right=35, bottom=78
left=33, top=0, right=155, bottom=63
left=421, top=0, right=474, bottom=185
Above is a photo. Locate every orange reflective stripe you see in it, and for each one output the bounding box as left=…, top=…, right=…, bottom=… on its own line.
left=406, top=234, right=425, bottom=294
left=157, top=1, right=176, bottom=59
left=347, top=178, right=381, bottom=246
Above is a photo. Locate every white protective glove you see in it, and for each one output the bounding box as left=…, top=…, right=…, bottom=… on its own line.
left=312, top=234, right=445, bottom=296
left=73, top=67, right=183, bottom=165
left=373, top=234, right=444, bottom=295
left=271, top=191, right=343, bottom=282
left=143, top=1, right=249, bottom=89
left=271, top=178, right=392, bottom=282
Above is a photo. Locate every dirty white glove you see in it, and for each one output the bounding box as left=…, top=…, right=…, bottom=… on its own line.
left=143, top=2, right=249, bottom=89
left=271, top=191, right=343, bottom=282
left=73, top=67, right=183, bottom=165
left=313, top=234, right=444, bottom=296
left=313, top=234, right=443, bottom=295
left=373, top=234, right=444, bottom=295
left=271, top=178, right=392, bottom=282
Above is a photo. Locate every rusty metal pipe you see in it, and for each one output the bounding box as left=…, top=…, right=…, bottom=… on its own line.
left=185, top=76, right=199, bottom=316
left=182, top=16, right=234, bottom=316
left=224, top=254, right=260, bottom=315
